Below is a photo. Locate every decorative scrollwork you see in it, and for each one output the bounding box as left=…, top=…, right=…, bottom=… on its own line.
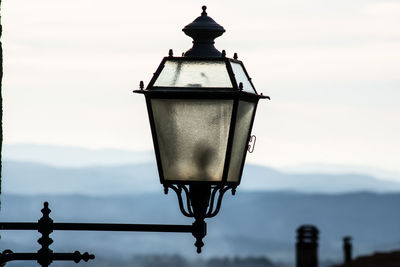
left=164, top=185, right=193, bottom=217
left=206, top=185, right=234, bottom=218
left=164, top=184, right=236, bottom=219
left=0, top=250, right=13, bottom=267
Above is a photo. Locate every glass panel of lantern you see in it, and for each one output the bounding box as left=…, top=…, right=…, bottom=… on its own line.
left=154, top=60, right=232, bottom=88
left=150, top=98, right=234, bottom=183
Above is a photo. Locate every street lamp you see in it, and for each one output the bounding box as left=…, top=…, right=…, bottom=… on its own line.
left=0, top=6, right=268, bottom=266
left=134, top=6, right=268, bottom=240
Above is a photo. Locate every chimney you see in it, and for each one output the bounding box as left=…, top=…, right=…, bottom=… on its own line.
left=343, top=236, right=352, bottom=264
left=296, top=225, right=319, bottom=267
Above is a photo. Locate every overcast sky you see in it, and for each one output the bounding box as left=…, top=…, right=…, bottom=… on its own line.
left=2, top=0, right=400, bottom=180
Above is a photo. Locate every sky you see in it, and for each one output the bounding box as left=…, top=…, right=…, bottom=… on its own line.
left=2, top=0, right=400, bottom=180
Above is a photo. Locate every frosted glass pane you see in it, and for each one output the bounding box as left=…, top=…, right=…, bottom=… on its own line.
left=227, top=101, right=256, bottom=183
left=151, top=99, right=234, bottom=182
left=154, top=60, right=232, bottom=88
left=230, top=62, right=256, bottom=93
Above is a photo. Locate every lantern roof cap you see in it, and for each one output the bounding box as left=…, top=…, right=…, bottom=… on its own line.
left=182, top=6, right=225, bottom=58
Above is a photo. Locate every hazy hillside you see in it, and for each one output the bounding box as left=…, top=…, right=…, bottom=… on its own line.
left=1, top=192, right=399, bottom=264
left=2, top=160, right=400, bottom=195
left=243, top=165, right=400, bottom=193
left=2, top=160, right=160, bottom=195
left=2, top=144, right=154, bottom=167
left=3, top=254, right=286, bottom=267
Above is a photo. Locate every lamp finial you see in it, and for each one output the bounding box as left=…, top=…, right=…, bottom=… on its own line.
left=201, top=6, right=207, bottom=16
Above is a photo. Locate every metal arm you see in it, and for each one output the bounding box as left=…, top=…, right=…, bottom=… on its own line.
left=1, top=222, right=193, bottom=233
left=0, top=201, right=207, bottom=266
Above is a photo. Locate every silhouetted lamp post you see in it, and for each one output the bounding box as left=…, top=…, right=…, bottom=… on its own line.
left=0, top=6, right=268, bottom=266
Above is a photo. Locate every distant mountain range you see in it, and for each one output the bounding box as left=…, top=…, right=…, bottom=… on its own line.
left=2, top=144, right=400, bottom=194
left=1, top=192, right=399, bottom=263
left=2, top=144, right=154, bottom=167
left=2, top=160, right=400, bottom=195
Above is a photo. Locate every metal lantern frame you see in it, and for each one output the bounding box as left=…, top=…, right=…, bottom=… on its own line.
left=134, top=54, right=268, bottom=220
left=136, top=56, right=267, bottom=188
